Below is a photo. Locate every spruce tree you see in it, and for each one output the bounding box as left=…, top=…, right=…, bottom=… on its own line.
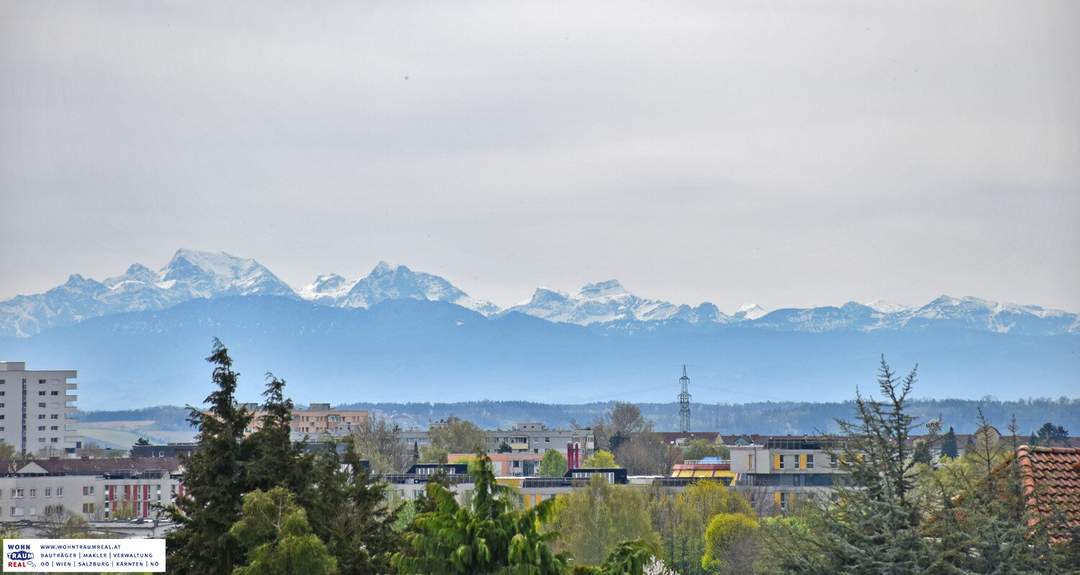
left=301, top=438, right=402, bottom=574
left=166, top=339, right=253, bottom=575
left=940, top=426, right=958, bottom=458
left=245, top=374, right=312, bottom=494
left=816, top=357, right=937, bottom=572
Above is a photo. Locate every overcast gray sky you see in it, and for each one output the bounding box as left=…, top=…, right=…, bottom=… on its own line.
left=1, top=1, right=1078, bottom=312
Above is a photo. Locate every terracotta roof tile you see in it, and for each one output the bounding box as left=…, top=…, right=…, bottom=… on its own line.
left=1015, top=445, right=1080, bottom=541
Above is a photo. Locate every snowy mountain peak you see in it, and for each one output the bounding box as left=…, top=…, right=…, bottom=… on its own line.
left=578, top=280, right=628, bottom=299
left=735, top=303, right=767, bottom=320
left=299, top=273, right=358, bottom=303
left=370, top=261, right=399, bottom=275
left=861, top=299, right=910, bottom=314
left=161, top=249, right=294, bottom=298
left=2, top=252, right=1078, bottom=338
left=296, top=261, right=498, bottom=316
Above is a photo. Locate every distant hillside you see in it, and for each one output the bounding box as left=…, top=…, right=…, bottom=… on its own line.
left=79, top=398, right=1080, bottom=438
left=5, top=295, right=1078, bottom=409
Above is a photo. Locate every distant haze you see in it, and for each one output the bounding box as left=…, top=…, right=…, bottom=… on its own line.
left=2, top=1, right=1078, bottom=313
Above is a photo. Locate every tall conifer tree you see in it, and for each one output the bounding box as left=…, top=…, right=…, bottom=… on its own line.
left=166, top=339, right=253, bottom=575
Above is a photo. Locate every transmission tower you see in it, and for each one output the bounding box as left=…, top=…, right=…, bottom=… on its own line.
left=678, top=365, right=692, bottom=436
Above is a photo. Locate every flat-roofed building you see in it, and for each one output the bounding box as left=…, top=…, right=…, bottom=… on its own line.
left=728, top=435, right=844, bottom=514
left=0, top=361, right=81, bottom=457
left=0, top=457, right=182, bottom=521
left=244, top=402, right=368, bottom=439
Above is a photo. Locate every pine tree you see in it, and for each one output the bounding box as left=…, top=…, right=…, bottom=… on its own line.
left=301, top=438, right=402, bottom=574
left=814, top=357, right=937, bottom=572
left=231, top=487, right=338, bottom=575
left=940, top=426, right=958, bottom=458
left=245, top=374, right=312, bottom=494
left=166, top=339, right=253, bottom=575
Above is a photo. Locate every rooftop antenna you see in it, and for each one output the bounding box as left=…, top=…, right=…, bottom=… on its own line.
left=678, top=365, right=692, bottom=436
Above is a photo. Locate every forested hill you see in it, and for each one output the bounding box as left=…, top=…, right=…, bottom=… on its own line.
left=79, top=397, right=1080, bottom=436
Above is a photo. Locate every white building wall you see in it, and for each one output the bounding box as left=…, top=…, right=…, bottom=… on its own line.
left=0, top=362, right=80, bottom=456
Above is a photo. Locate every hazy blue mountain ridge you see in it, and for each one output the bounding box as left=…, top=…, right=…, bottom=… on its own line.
left=2, top=295, right=1076, bottom=410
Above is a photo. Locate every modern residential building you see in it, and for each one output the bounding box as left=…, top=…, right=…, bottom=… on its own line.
left=670, top=456, right=736, bottom=485
left=486, top=422, right=594, bottom=456
left=0, top=458, right=183, bottom=522
left=0, top=361, right=81, bottom=456
left=129, top=442, right=198, bottom=459
left=448, top=452, right=544, bottom=477
left=243, top=402, right=369, bottom=438
left=396, top=421, right=594, bottom=459
left=728, top=435, right=844, bottom=513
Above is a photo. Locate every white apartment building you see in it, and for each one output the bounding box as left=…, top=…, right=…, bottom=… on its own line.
left=0, top=361, right=81, bottom=456
left=0, top=458, right=183, bottom=522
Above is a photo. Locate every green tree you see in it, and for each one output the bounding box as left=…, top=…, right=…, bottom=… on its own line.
left=701, top=513, right=758, bottom=574
left=539, top=448, right=569, bottom=477
left=1035, top=422, right=1069, bottom=446
left=230, top=487, right=337, bottom=575
left=418, top=444, right=449, bottom=464
left=0, top=441, right=14, bottom=461
left=40, top=506, right=92, bottom=538
left=662, top=481, right=753, bottom=575
left=583, top=450, right=618, bottom=468
left=573, top=540, right=668, bottom=575
left=428, top=415, right=488, bottom=454
left=682, top=439, right=729, bottom=462
left=594, top=402, right=650, bottom=452
left=394, top=453, right=568, bottom=574
left=245, top=374, right=312, bottom=494
left=547, top=475, right=660, bottom=566
left=302, top=438, right=402, bottom=575
left=940, top=426, right=958, bottom=458
left=615, top=431, right=681, bottom=476
left=166, top=339, right=253, bottom=575
left=349, top=415, right=411, bottom=474
left=778, top=357, right=937, bottom=572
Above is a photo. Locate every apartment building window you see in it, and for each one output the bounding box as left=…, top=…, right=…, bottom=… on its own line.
left=794, top=455, right=801, bottom=469
left=38, top=379, right=46, bottom=384
left=0, top=391, right=5, bottom=396
left=38, top=426, right=46, bottom=431
left=83, top=486, right=94, bottom=496
left=50, top=391, right=59, bottom=396
left=830, top=454, right=838, bottom=468
left=0, top=427, right=5, bottom=431
left=50, top=414, right=59, bottom=419
left=779, top=492, right=788, bottom=512
left=37, top=415, right=45, bottom=419
left=50, top=438, right=58, bottom=443
left=0, top=415, right=4, bottom=420
left=0, top=403, right=4, bottom=408
left=29, top=489, right=36, bottom=497
left=45, top=488, right=51, bottom=497
left=38, top=438, right=45, bottom=443
left=0, top=380, right=4, bottom=384
left=82, top=503, right=94, bottom=514
left=56, top=487, right=63, bottom=497
left=778, top=455, right=785, bottom=469
left=50, top=426, right=58, bottom=431
left=807, top=454, right=815, bottom=469
left=15, top=489, right=23, bottom=498
left=38, top=391, right=46, bottom=396
left=38, top=402, right=46, bottom=408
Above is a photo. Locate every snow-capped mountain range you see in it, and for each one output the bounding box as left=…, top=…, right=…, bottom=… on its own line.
left=1, top=249, right=1077, bottom=338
